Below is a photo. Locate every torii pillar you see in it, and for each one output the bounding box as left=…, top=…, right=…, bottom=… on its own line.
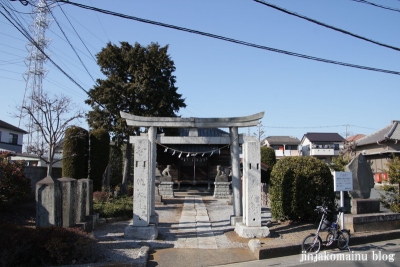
left=230, top=126, right=242, bottom=225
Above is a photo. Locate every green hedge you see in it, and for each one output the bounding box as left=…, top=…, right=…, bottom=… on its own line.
left=89, top=128, right=110, bottom=192
left=109, top=145, right=123, bottom=188
left=270, top=156, right=335, bottom=222
left=62, top=126, right=89, bottom=179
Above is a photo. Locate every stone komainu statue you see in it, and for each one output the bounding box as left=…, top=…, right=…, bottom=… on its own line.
left=161, top=165, right=172, bottom=182
left=215, top=165, right=229, bottom=182
left=162, top=165, right=172, bottom=177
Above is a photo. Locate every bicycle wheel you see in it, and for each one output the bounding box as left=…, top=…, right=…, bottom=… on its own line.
left=337, top=230, right=350, bottom=250
left=325, top=232, right=334, bottom=246
left=302, top=234, right=322, bottom=254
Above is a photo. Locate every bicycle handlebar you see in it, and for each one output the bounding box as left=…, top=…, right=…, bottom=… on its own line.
left=315, top=205, right=330, bottom=213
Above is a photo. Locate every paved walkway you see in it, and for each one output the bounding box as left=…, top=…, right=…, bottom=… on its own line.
left=175, top=196, right=218, bottom=249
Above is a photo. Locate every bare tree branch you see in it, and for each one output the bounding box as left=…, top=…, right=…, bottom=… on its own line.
left=15, top=91, right=85, bottom=176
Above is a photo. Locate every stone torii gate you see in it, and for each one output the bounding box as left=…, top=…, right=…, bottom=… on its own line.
left=121, top=111, right=269, bottom=239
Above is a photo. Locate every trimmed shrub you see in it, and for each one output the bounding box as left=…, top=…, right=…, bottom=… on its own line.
left=93, top=195, right=133, bottom=218
left=0, top=224, right=98, bottom=266
left=380, top=155, right=400, bottom=212
left=93, top=191, right=111, bottom=203
left=260, top=146, right=276, bottom=184
left=89, top=128, right=110, bottom=192
left=270, top=156, right=335, bottom=222
left=62, top=126, right=89, bottom=179
left=0, top=153, right=31, bottom=203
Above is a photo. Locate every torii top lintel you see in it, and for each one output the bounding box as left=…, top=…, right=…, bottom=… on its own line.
left=120, top=111, right=264, bottom=128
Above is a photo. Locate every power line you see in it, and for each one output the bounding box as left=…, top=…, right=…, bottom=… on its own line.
left=57, top=0, right=400, bottom=76
left=1, top=1, right=111, bottom=120
left=88, top=0, right=109, bottom=42
left=254, top=0, right=400, bottom=53
left=350, top=0, right=400, bottom=13
left=0, top=3, right=89, bottom=94
left=55, top=1, right=97, bottom=62
left=45, top=2, right=96, bottom=83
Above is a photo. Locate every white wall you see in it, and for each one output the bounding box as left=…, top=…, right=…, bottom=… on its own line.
left=0, top=127, right=23, bottom=146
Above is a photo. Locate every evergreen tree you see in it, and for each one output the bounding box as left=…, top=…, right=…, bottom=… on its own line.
left=260, top=146, right=276, bottom=184
left=85, top=42, right=186, bottom=193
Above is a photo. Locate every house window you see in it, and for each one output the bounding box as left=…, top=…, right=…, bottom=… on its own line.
left=9, top=133, right=18, bottom=144
left=334, top=144, right=339, bottom=150
left=0, top=131, right=2, bottom=142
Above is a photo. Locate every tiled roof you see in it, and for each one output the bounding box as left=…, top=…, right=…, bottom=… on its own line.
left=264, top=136, right=301, bottom=145
left=0, top=120, right=28, bottom=134
left=356, top=121, right=400, bottom=146
left=302, top=132, right=345, bottom=142
left=346, top=134, right=366, bottom=142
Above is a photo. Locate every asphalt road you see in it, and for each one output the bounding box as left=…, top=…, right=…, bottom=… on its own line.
left=216, top=239, right=400, bottom=267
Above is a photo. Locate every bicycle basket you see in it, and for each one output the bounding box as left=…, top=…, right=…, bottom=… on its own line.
left=321, top=219, right=330, bottom=230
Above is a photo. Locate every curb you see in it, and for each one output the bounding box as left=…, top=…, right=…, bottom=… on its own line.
left=253, top=229, right=400, bottom=260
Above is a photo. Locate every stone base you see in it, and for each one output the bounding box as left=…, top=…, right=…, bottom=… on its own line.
left=227, top=195, right=233, bottom=205
left=86, top=213, right=99, bottom=228
left=150, top=213, right=159, bottom=226
left=159, top=182, right=174, bottom=198
left=213, top=182, right=231, bottom=199
left=155, top=195, right=164, bottom=205
left=230, top=215, right=243, bottom=226
left=344, top=212, right=400, bottom=232
left=124, top=223, right=158, bottom=240
left=75, top=221, right=93, bottom=232
left=351, top=198, right=380, bottom=214
left=160, top=176, right=172, bottom=182
left=234, top=222, right=270, bottom=238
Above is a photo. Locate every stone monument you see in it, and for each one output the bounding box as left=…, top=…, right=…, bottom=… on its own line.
left=159, top=165, right=174, bottom=198
left=345, top=154, right=378, bottom=214
left=213, top=165, right=231, bottom=199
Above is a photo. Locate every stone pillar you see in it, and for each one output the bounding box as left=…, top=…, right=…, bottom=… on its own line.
left=36, top=176, right=62, bottom=227
left=148, top=127, right=157, bottom=217
left=230, top=126, right=242, bottom=225
left=58, top=177, right=77, bottom=228
left=235, top=141, right=269, bottom=238
left=79, top=178, right=93, bottom=216
left=155, top=163, right=164, bottom=205
left=75, top=178, right=96, bottom=231
left=75, top=179, right=87, bottom=224
left=133, top=138, right=151, bottom=226
left=125, top=139, right=157, bottom=240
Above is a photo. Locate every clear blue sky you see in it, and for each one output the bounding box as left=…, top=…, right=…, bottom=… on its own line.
left=1, top=0, right=399, bottom=142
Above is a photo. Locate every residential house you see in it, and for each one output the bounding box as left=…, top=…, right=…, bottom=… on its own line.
left=262, top=136, right=301, bottom=159
left=300, top=132, right=345, bottom=163
left=0, top=120, right=27, bottom=153
left=355, top=120, right=400, bottom=177
left=346, top=134, right=366, bottom=143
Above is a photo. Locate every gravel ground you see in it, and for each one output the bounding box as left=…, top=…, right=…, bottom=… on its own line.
left=91, top=195, right=252, bottom=265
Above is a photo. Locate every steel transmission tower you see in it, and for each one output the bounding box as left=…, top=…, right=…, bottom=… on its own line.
left=21, top=0, right=53, bottom=152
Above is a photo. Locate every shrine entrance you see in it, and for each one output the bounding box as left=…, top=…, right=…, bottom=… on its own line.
left=120, top=111, right=269, bottom=240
